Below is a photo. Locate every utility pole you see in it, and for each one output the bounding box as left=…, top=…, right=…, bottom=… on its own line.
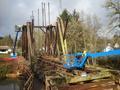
left=31, top=11, right=34, bottom=31
left=38, top=9, right=40, bottom=27
left=59, top=0, right=62, bottom=14
left=48, top=2, right=50, bottom=25
left=44, top=3, right=46, bottom=26
left=42, top=2, right=44, bottom=26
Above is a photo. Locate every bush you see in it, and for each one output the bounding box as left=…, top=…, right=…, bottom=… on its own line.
left=0, top=65, right=8, bottom=79
left=97, top=55, right=120, bottom=69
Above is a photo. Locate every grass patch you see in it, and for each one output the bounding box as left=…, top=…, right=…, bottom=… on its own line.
left=0, top=65, right=8, bottom=79
left=0, top=54, right=10, bottom=58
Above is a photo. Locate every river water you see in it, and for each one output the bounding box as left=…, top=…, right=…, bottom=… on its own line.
left=0, top=78, right=24, bottom=90
left=0, top=78, right=44, bottom=90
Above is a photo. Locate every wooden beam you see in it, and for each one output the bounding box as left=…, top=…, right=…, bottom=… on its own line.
left=57, top=18, right=66, bottom=57
left=34, top=25, right=55, bottom=29
left=22, top=25, right=28, bottom=60
left=26, top=22, right=33, bottom=62
left=60, top=18, right=68, bottom=54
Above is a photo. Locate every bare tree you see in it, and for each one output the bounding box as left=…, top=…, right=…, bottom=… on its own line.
left=105, top=0, right=120, bottom=29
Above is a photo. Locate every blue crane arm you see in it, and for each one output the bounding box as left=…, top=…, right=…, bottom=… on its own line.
left=13, top=31, right=19, bottom=54
left=78, top=49, right=120, bottom=69
left=11, top=31, right=20, bottom=58
left=64, top=49, right=120, bottom=69
left=89, top=49, right=120, bottom=58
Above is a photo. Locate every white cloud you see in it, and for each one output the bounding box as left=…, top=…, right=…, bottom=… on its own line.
left=17, top=2, right=26, bottom=8
left=0, top=0, right=108, bottom=37
left=76, top=0, right=91, bottom=13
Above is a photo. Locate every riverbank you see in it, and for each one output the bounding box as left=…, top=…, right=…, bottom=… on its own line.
left=0, top=78, right=24, bottom=90
left=0, top=56, right=35, bottom=90
left=0, top=56, right=30, bottom=79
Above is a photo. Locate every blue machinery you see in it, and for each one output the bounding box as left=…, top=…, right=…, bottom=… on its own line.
left=11, top=25, right=21, bottom=58
left=64, top=49, right=120, bottom=69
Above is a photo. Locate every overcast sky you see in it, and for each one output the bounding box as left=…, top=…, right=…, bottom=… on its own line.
left=0, top=0, right=108, bottom=37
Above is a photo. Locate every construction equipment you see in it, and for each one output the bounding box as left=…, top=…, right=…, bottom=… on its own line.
left=0, top=25, right=21, bottom=61
left=10, top=25, right=22, bottom=58
left=64, top=49, right=120, bottom=69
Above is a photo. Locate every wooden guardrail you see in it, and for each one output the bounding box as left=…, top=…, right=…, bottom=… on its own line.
left=21, top=65, right=33, bottom=90
left=23, top=74, right=33, bottom=90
